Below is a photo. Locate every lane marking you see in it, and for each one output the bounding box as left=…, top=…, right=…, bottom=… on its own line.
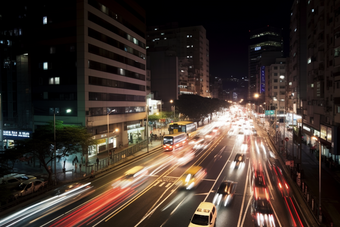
left=237, top=158, right=251, bottom=227
left=165, top=183, right=171, bottom=188
left=159, top=182, right=165, bottom=187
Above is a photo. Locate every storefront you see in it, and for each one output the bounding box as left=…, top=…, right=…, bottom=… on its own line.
left=127, top=121, right=145, bottom=144
left=89, top=133, right=118, bottom=157
left=2, top=130, right=31, bottom=149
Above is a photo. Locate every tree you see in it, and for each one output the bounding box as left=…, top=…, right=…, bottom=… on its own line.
left=175, top=94, right=229, bottom=124
left=14, top=121, right=97, bottom=184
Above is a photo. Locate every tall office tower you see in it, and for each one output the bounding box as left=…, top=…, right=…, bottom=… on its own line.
left=147, top=23, right=210, bottom=98
left=0, top=2, right=33, bottom=150
left=1, top=0, right=147, bottom=156
left=248, top=26, right=283, bottom=101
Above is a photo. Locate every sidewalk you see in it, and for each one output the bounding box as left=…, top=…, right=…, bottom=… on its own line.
left=255, top=117, right=339, bottom=227
left=11, top=128, right=168, bottom=185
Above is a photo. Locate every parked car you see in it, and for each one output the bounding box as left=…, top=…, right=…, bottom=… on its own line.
left=0, top=174, right=36, bottom=189
left=12, top=179, right=47, bottom=198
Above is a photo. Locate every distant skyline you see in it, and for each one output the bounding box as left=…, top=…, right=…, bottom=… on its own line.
left=137, top=0, right=294, bottom=83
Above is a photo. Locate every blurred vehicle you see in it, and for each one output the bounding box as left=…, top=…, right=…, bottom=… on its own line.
left=204, top=131, right=216, bottom=141
left=231, top=153, right=245, bottom=169
left=168, top=121, right=197, bottom=136
left=193, top=139, right=207, bottom=150
left=251, top=198, right=275, bottom=227
left=252, top=129, right=257, bottom=135
left=0, top=174, right=37, bottom=189
left=177, top=151, right=195, bottom=166
left=212, top=126, right=220, bottom=135
left=112, top=166, right=148, bottom=189
left=189, top=136, right=204, bottom=146
left=163, top=132, right=187, bottom=151
left=213, top=180, right=237, bottom=206
left=12, top=179, right=47, bottom=198
left=178, top=166, right=206, bottom=190
left=188, top=202, right=217, bottom=227
left=228, top=129, right=235, bottom=135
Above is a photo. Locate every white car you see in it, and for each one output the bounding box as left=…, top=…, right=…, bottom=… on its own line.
left=12, top=179, right=47, bottom=198
left=189, top=202, right=217, bottom=227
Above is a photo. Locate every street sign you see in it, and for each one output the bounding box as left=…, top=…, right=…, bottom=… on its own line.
left=265, top=110, right=275, bottom=116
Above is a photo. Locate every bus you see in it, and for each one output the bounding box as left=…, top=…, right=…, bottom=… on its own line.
left=163, top=132, right=187, bottom=151
left=168, top=121, right=197, bottom=137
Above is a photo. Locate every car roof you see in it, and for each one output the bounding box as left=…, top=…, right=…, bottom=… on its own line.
left=185, top=166, right=203, bottom=174
left=124, top=166, right=145, bottom=176
left=195, top=202, right=215, bottom=215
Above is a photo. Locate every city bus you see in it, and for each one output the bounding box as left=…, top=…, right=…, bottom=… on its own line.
left=168, top=121, right=197, bottom=137
left=163, top=132, right=187, bottom=151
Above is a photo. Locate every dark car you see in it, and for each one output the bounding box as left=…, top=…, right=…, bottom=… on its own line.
left=231, top=153, right=245, bottom=169
left=251, top=198, right=275, bottom=227
left=212, top=181, right=237, bottom=206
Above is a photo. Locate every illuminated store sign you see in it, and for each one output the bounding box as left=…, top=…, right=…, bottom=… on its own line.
left=3, top=130, right=30, bottom=138
left=255, top=46, right=261, bottom=51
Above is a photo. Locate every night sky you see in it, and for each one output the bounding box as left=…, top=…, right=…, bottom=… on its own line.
left=137, top=0, right=294, bottom=83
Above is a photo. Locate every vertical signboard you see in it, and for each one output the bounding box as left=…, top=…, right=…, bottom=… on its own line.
left=260, top=66, right=265, bottom=93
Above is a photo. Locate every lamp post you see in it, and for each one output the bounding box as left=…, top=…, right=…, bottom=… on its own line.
left=146, top=104, right=149, bottom=153
left=170, top=99, right=175, bottom=120
left=52, top=108, right=59, bottom=185
left=312, top=136, right=322, bottom=222
left=107, top=109, right=115, bottom=159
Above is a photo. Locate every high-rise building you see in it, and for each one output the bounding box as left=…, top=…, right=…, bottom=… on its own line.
left=1, top=0, right=147, bottom=156
left=289, top=0, right=340, bottom=164
left=248, top=26, right=283, bottom=100
left=147, top=23, right=210, bottom=98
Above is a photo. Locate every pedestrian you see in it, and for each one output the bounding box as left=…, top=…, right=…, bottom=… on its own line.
left=81, top=155, right=83, bottom=164
left=79, top=163, right=82, bottom=172
left=75, top=156, right=79, bottom=163
left=96, top=157, right=99, bottom=169
left=75, top=163, right=77, bottom=173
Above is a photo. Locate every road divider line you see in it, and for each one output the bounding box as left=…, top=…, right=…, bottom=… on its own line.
left=237, top=158, right=251, bottom=227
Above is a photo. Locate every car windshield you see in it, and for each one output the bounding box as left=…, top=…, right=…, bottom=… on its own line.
left=17, top=183, right=26, bottom=190
left=191, top=214, right=209, bottom=225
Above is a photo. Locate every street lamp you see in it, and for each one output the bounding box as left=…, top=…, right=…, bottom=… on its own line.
left=312, top=136, right=322, bottom=222
left=170, top=99, right=175, bottom=120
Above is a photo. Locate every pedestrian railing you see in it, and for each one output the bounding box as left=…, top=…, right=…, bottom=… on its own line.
left=73, top=139, right=149, bottom=176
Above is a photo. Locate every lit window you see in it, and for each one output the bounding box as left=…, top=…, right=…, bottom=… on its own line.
left=191, top=45, right=193, bottom=47
left=187, top=45, right=190, bottom=48
left=43, top=16, right=47, bottom=24
left=307, top=57, right=311, bottom=64
left=335, top=47, right=340, bottom=57
left=161, top=33, right=164, bottom=35
left=49, top=77, right=60, bottom=85
left=43, top=62, right=48, bottom=70
left=337, top=106, right=340, bottom=113
left=187, top=35, right=189, bottom=38
left=0, top=40, right=3, bottom=44
left=164, top=37, right=167, bottom=40
left=190, top=56, right=193, bottom=58
left=294, top=28, right=297, bottom=32
left=154, top=28, right=158, bottom=30
left=146, top=46, right=149, bottom=49
left=133, top=38, right=138, bottom=45
left=312, top=9, right=314, bottom=12
left=311, top=83, right=314, bottom=87
left=187, top=56, right=189, bottom=58
left=19, top=29, right=22, bottom=35
left=289, top=82, right=292, bottom=85
left=50, top=47, right=55, bottom=54
left=189, top=66, right=192, bottom=68
left=119, top=68, right=125, bottom=75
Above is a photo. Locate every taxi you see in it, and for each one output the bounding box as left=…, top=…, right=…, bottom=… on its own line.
left=178, top=166, right=206, bottom=190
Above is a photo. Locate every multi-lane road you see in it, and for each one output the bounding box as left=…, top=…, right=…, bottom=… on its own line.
left=0, top=114, right=308, bottom=227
